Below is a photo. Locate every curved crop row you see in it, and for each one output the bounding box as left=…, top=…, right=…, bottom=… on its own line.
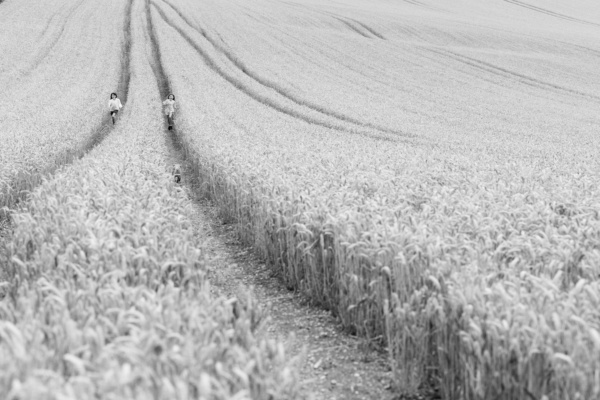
left=163, top=0, right=599, bottom=143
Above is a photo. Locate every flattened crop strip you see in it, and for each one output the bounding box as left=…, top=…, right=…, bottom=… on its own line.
left=428, top=47, right=600, bottom=103
left=145, top=0, right=171, bottom=106
left=25, top=0, right=87, bottom=77
left=159, top=0, right=407, bottom=137
left=333, top=16, right=372, bottom=39
left=349, top=18, right=386, bottom=40
left=151, top=0, right=412, bottom=143
left=119, top=0, right=133, bottom=103
left=145, top=0, right=189, bottom=160
left=504, top=0, right=600, bottom=27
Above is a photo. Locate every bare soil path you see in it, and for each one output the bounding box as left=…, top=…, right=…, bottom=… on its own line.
left=192, top=199, right=396, bottom=400
left=163, top=129, right=398, bottom=400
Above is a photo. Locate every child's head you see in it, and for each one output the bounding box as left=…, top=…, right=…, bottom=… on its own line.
left=111, top=92, right=118, bottom=99
left=168, top=94, right=175, bottom=100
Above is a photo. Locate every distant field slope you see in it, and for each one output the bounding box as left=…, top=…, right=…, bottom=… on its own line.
left=150, top=0, right=600, bottom=398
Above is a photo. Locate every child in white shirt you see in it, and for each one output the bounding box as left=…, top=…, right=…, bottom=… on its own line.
left=163, top=94, right=176, bottom=130
left=108, top=92, right=123, bottom=125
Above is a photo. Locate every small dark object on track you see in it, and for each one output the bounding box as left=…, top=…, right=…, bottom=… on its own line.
left=172, top=163, right=182, bottom=183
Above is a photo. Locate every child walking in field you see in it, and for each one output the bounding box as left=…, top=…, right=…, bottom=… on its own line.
left=108, top=92, right=123, bottom=125
left=163, top=94, right=176, bottom=130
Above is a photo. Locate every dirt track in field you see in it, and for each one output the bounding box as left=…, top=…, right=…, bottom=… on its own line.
left=161, top=134, right=399, bottom=400
left=191, top=197, right=398, bottom=400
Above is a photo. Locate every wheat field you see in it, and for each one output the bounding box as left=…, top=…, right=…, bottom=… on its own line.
left=1, top=0, right=600, bottom=398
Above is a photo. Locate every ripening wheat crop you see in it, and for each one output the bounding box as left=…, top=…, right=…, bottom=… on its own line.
left=0, top=0, right=304, bottom=398
left=148, top=0, right=600, bottom=398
